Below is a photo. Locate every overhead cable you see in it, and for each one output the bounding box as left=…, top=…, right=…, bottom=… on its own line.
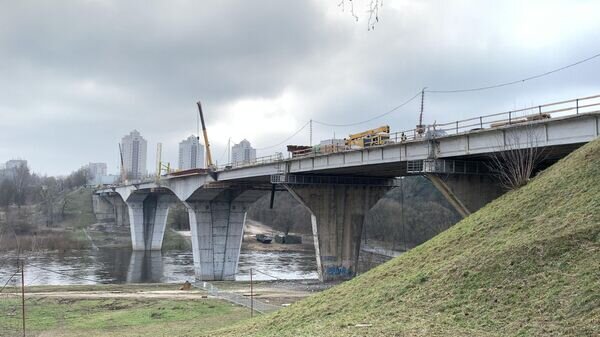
left=312, top=91, right=422, bottom=127
left=427, top=51, right=600, bottom=93
left=255, top=121, right=311, bottom=150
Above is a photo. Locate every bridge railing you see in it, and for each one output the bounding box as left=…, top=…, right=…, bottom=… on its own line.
left=386, top=94, right=600, bottom=143
left=218, top=94, right=600, bottom=169
left=217, top=152, right=284, bottom=170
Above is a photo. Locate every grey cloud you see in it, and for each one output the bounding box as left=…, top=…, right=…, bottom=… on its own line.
left=0, top=0, right=599, bottom=175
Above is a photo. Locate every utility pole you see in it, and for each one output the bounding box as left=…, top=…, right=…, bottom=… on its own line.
left=227, top=137, right=231, bottom=164
left=400, top=177, right=408, bottom=252
left=250, top=268, right=254, bottom=317
left=309, top=120, right=313, bottom=146
left=416, top=87, right=427, bottom=137
left=20, top=260, right=25, bottom=337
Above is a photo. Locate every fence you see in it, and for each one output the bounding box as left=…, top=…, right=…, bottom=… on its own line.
left=195, top=279, right=281, bottom=314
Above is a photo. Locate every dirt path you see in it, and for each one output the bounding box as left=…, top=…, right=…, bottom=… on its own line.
left=3, top=281, right=328, bottom=305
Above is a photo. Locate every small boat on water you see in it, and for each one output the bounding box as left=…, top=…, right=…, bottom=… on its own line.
left=255, top=234, right=273, bottom=244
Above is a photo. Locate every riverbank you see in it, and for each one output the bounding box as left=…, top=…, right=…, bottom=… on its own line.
left=0, top=281, right=330, bottom=337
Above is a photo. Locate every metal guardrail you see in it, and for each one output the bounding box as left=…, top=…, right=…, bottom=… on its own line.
left=196, top=281, right=280, bottom=314
left=216, top=94, right=600, bottom=169
left=217, top=153, right=284, bottom=170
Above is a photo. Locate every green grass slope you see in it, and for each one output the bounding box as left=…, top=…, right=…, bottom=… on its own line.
left=210, top=138, right=600, bottom=337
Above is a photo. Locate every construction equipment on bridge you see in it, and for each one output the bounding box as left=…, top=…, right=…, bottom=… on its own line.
left=155, top=143, right=172, bottom=180
left=197, top=101, right=216, bottom=170
left=344, top=125, right=390, bottom=148
left=490, top=112, right=551, bottom=128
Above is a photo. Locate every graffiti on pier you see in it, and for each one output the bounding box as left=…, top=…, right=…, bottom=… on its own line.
left=325, top=266, right=353, bottom=277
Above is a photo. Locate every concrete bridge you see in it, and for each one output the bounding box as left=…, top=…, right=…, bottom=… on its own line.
left=95, top=95, right=600, bottom=282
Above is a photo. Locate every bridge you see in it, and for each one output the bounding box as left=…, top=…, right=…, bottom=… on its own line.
left=94, top=94, right=600, bottom=282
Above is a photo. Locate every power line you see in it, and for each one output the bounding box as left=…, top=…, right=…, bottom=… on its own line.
left=427, top=51, right=600, bottom=93
left=313, top=91, right=422, bottom=127
left=26, top=264, right=105, bottom=284
left=255, top=121, right=311, bottom=150
left=0, top=270, right=19, bottom=293
left=247, top=51, right=600, bottom=150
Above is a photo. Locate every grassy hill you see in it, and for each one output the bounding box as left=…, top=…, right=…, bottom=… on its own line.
left=207, top=138, right=600, bottom=337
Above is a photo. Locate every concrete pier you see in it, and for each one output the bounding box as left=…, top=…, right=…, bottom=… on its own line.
left=285, top=184, right=390, bottom=281
left=185, top=188, right=266, bottom=281
left=126, top=193, right=175, bottom=251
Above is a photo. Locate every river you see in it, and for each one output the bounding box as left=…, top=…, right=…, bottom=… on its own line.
left=0, top=248, right=319, bottom=286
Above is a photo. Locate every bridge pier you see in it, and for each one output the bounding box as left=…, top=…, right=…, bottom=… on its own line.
left=126, top=193, right=176, bottom=251
left=283, top=182, right=391, bottom=281
left=184, top=188, right=266, bottom=281
left=92, top=194, right=130, bottom=227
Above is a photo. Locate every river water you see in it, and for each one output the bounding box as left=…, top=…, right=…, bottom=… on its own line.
left=0, top=248, right=319, bottom=286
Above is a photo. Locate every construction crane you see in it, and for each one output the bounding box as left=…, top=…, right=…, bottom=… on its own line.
left=345, top=125, right=390, bottom=148
left=197, top=101, right=216, bottom=171
left=118, top=143, right=126, bottom=183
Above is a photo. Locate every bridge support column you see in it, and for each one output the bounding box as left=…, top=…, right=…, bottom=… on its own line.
left=92, top=195, right=130, bottom=227
left=284, top=184, right=390, bottom=281
left=425, top=174, right=505, bottom=217
left=126, top=194, right=175, bottom=251
left=185, top=188, right=266, bottom=281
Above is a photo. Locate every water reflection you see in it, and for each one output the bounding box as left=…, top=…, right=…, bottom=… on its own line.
left=0, top=248, right=318, bottom=285
left=126, top=251, right=163, bottom=283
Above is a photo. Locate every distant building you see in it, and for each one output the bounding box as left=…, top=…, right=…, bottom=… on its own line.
left=231, top=139, right=256, bottom=164
left=0, top=159, right=27, bottom=181
left=87, top=163, right=107, bottom=180
left=85, top=162, right=115, bottom=185
left=121, top=130, right=147, bottom=180
left=178, top=135, right=205, bottom=170
left=319, top=139, right=345, bottom=146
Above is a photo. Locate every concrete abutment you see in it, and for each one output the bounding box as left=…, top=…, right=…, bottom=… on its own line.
left=426, top=174, right=505, bottom=217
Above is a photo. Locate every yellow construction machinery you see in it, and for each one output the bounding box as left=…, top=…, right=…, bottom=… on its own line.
left=197, top=101, right=216, bottom=171
left=345, top=125, right=390, bottom=148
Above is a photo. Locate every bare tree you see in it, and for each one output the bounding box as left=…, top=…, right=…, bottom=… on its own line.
left=12, top=164, right=30, bottom=208
left=487, top=125, right=547, bottom=190
left=338, top=0, right=384, bottom=30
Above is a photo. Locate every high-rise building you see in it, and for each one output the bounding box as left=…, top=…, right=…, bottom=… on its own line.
left=178, top=135, right=205, bottom=170
left=231, top=139, right=256, bottom=164
left=121, top=130, right=147, bottom=180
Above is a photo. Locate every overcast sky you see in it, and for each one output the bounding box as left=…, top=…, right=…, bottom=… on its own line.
left=1, top=0, right=599, bottom=176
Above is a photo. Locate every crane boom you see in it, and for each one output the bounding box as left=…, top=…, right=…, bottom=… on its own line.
left=118, top=143, right=126, bottom=182
left=197, top=101, right=214, bottom=169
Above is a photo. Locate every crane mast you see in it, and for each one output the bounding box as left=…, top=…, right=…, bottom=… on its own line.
left=197, top=101, right=214, bottom=169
